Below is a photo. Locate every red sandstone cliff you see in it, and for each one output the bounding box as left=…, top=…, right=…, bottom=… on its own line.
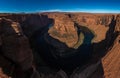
left=48, top=14, right=78, bottom=48
left=0, top=17, right=40, bottom=78
left=0, top=13, right=119, bottom=78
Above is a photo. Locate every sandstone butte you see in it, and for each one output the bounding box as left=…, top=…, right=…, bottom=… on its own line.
left=0, top=12, right=119, bottom=78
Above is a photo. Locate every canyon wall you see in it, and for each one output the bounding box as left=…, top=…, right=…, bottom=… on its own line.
left=1, top=13, right=117, bottom=43
left=0, top=13, right=119, bottom=78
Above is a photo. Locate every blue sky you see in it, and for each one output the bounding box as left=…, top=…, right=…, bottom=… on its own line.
left=0, top=0, right=120, bottom=13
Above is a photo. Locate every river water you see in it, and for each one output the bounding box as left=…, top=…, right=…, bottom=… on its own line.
left=32, top=24, right=95, bottom=72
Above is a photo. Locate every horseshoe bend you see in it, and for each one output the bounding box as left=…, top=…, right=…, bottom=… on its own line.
left=0, top=12, right=120, bottom=78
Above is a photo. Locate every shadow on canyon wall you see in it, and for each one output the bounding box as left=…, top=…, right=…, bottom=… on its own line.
left=0, top=14, right=119, bottom=78
left=30, top=15, right=95, bottom=73
left=0, top=19, right=23, bottom=76
left=89, top=15, right=118, bottom=78
left=0, top=18, right=34, bottom=78
left=29, top=15, right=118, bottom=77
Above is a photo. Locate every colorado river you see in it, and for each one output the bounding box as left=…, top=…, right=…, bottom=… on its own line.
left=32, top=23, right=95, bottom=71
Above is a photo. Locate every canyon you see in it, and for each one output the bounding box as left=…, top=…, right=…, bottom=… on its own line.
left=0, top=12, right=120, bottom=78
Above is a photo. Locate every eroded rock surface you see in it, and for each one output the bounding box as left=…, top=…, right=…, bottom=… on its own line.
left=0, top=18, right=33, bottom=70
left=48, top=14, right=78, bottom=48
left=0, top=13, right=120, bottom=78
left=102, top=35, right=120, bottom=78
left=0, top=68, right=11, bottom=78
left=115, top=14, right=120, bottom=32
left=0, top=18, right=40, bottom=78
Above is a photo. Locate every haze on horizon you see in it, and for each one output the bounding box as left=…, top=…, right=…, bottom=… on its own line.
left=0, top=0, right=120, bottom=13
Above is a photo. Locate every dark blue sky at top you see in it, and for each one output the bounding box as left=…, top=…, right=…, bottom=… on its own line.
left=0, top=0, right=120, bottom=13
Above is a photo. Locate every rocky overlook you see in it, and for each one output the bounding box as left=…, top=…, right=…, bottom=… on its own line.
left=0, top=13, right=120, bottom=78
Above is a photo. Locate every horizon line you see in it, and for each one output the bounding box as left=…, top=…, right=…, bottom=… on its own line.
left=0, top=9, right=120, bottom=14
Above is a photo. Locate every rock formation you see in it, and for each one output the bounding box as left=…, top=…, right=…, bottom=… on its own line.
left=101, top=35, right=120, bottom=78
left=115, top=14, right=120, bottom=32
left=0, top=68, right=11, bottom=78
left=0, top=18, right=33, bottom=70
left=0, top=17, right=40, bottom=78
left=48, top=14, right=78, bottom=48
left=0, top=13, right=119, bottom=78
